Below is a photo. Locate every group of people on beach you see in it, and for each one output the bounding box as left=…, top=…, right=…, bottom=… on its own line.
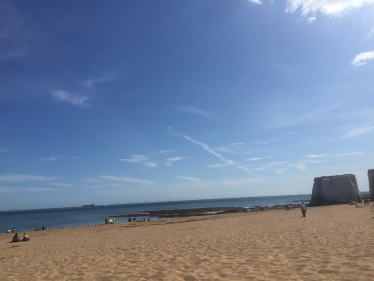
left=6, top=227, right=17, bottom=233
left=128, top=216, right=150, bottom=222
left=10, top=232, right=29, bottom=243
left=35, top=226, right=47, bottom=231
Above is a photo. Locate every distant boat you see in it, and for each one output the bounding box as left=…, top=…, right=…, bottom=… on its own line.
left=82, top=204, right=95, bottom=207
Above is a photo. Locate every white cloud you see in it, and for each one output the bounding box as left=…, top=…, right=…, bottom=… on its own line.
left=276, top=168, right=288, bottom=174
left=303, top=154, right=328, bottom=158
left=182, top=135, right=252, bottom=174
left=100, top=175, right=154, bottom=185
left=50, top=182, right=73, bottom=187
left=307, top=16, right=316, bottom=23
left=206, top=164, right=225, bottom=168
left=0, top=174, right=55, bottom=182
left=119, top=155, right=149, bottom=163
left=177, top=106, right=211, bottom=117
left=0, top=186, right=60, bottom=193
left=165, top=157, right=186, bottom=165
left=293, top=163, right=307, bottom=171
left=341, top=125, right=374, bottom=138
left=270, top=103, right=342, bottom=129
left=254, top=162, right=288, bottom=171
left=351, top=51, right=374, bottom=66
left=84, top=75, right=113, bottom=88
left=369, top=27, right=374, bottom=37
left=286, top=0, right=374, bottom=17
left=41, top=155, right=77, bottom=161
left=230, top=143, right=243, bottom=146
left=41, top=157, right=58, bottom=161
left=157, top=149, right=176, bottom=154
left=176, top=176, right=201, bottom=183
left=247, top=0, right=262, bottom=4
left=52, top=90, right=90, bottom=107
left=119, top=154, right=161, bottom=168
left=246, top=156, right=273, bottom=161
left=334, top=151, right=363, bottom=156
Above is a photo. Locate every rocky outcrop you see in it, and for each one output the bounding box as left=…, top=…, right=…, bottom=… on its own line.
left=310, top=174, right=361, bottom=206
left=369, top=169, right=374, bottom=201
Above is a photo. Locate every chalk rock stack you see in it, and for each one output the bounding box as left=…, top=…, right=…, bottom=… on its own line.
left=369, top=169, right=374, bottom=201
left=310, top=174, right=361, bottom=206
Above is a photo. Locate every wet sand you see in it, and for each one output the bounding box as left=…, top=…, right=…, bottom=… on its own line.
left=1, top=204, right=373, bottom=280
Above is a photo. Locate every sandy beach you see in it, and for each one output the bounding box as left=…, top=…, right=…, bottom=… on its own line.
left=1, top=204, right=374, bottom=280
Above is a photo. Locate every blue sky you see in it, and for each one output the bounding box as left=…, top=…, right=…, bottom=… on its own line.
left=1, top=0, right=373, bottom=210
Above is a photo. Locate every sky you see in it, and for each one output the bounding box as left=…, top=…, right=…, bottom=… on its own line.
left=0, top=0, right=373, bottom=211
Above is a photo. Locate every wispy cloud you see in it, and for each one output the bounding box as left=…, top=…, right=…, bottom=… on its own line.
left=206, top=163, right=225, bottom=168
left=50, top=182, right=73, bottom=187
left=0, top=174, right=55, bottom=182
left=254, top=162, right=288, bottom=171
left=275, top=168, right=288, bottom=174
left=351, top=51, right=374, bottom=66
left=271, top=103, right=341, bottom=128
left=84, top=75, right=113, bottom=89
left=165, top=157, right=187, bottom=165
left=230, top=143, right=243, bottom=146
left=119, top=155, right=149, bottom=163
left=334, top=151, right=363, bottom=157
left=119, top=155, right=158, bottom=168
left=176, top=176, right=201, bottom=183
left=246, top=156, right=273, bottom=161
left=177, top=106, right=211, bottom=117
left=307, top=17, right=316, bottom=23
left=247, top=158, right=261, bottom=161
left=293, top=163, right=307, bottom=171
left=52, top=90, right=90, bottom=107
left=303, top=154, right=327, bottom=158
left=0, top=186, right=60, bottom=193
left=100, top=175, right=154, bottom=185
left=40, top=155, right=77, bottom=161
left=341, top=125, right=374, bottom=139
left=286, top=0, right=374, bottom=17
left=149, top=149, right=176, bottom=154
left=247, top=0, right=262, bottom=4
left=369, top=27, right=374, bottom=37
left=182, top=135, right=252, bottom=174
left=41, top=157, right=58, bottom=161
left=252, top=139, right=281, bottom=145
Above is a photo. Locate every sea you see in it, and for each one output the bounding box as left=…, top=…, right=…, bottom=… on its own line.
left=0, top=194, right=312, bottom=232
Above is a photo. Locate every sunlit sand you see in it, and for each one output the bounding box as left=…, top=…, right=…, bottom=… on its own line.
left=1, top=204, right=374, bottom=280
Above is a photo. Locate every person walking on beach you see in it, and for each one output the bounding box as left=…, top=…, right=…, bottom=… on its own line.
left=364, top=196, right=369, bottom=206
left=300, top=201, right=306, bottom=217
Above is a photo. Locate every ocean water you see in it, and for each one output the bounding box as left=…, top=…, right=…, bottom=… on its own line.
left=0, top=194, right=311, bottom=232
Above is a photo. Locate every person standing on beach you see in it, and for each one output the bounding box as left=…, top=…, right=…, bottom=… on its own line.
left=300, top=201, right=306, bottom=217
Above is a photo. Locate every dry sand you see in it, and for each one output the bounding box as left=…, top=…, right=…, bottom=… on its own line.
left=1, top=204, right=374, bottom=280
